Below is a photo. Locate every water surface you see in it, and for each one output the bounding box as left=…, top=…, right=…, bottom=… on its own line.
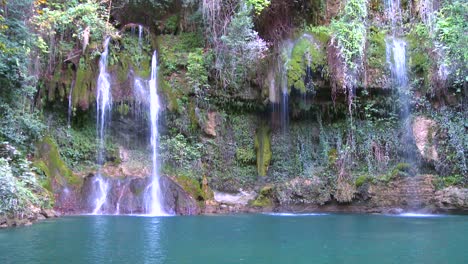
left=1, top=214, right=467, bottom=264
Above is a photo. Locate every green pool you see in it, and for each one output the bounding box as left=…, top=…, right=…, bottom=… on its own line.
left=1, top=213, right=467, bottom=263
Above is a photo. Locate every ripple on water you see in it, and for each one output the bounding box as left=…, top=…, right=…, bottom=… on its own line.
left=395, top=213, right=446, bottom=218
left=263, top=213, right=329, bottom=216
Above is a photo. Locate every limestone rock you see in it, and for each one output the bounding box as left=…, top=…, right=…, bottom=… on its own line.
left=203, top=111, right=217, bottom=137
left=435, top=186, right=468, bottom=210
left=368, top=175, right=436, bottom=209
left=412, top=116, right=439, bottom=161
left=276, top=177, right=331, bottom=205
left=214, top=190, right=256, bottom=206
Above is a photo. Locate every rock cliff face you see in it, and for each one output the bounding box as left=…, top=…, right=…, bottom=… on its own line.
left=203, top=175, right=468, bottom=214
left=435, top=187, right=468, bottom=211
left=54, top=175, right=200, bottom=215
left=367, top=175, right=436, bottom=210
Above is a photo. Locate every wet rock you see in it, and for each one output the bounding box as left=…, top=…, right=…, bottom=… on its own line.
left=41, top=209, right=59, bottom=218
left=77, top=174, right=200, bottom=215
left=161, top=176, right=201, bottom=215
left=368, top=175, right=436, bottom=209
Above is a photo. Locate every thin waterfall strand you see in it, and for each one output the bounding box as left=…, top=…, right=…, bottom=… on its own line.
left=92, top=37, right=112, bottom=214
left=146, top=51, right=167, bottom=216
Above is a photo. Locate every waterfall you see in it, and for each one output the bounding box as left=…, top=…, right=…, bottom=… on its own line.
left=145, top=51, right=167, bottom=216
left=384, top=0, right=403, bottom=32
left=67, top=79, right=75, bottom=128
left=280, top=40, right=294, bottom=132
left=92, top=37, right=112, bottom=214
left=138, top=25, right=143, bottom=48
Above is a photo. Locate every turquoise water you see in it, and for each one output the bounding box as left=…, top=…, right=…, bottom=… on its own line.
left=1, top=214, right=467, bottom=264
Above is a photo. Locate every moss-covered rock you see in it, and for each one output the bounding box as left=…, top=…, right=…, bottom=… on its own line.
left=255, top=124, right=272, bottom=176
left=250, top=185, right=275, bottom=207
left=173, top=175, right=213, bottom=202
left=287, top=34, right=327, bottom=93
left=35, top=137, right=82, bottom=188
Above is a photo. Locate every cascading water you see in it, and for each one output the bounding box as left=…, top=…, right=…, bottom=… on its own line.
left=92, top=37, right=112, bottom=214
left=145, top=51, right=167, bottom=216
left=67, top=79, right=75, bottom=128
left=385, top=1, right=420, bottom=209
left=280, top=40, right=294, bottom=132
left=384, top=1, right=412, bottom=150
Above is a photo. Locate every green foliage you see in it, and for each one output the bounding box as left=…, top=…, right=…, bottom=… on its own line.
left=0, top=0, right=45, bottom=151
left=355, top=174, right=372, bottom=187
left=236, top=147, right=256, bottom=165
left=32, top=0, right=114, bottom=51
left=330, top=0, right=368, bottom=70
left=187, top=48, right=210, bottom=106
left=306, top=26, right=331, bottom=44
left=160, top=134, right=203, bottom=175
left=366, top=26, right=386, bottom=69
left=407, top=23, right=432, bottom=90
left=434, top=174, right=464, bottom=189
left=255, top=124, right=272, bottom=177
left=432, top=108, right=467, bottom=178
left=246, top=0, right=271, bottom=15
left=159, top=32, right=204, bottom=75
left=0, top=103, right=46, bottom=149
left=216, top=4, right=267, bottom=90
left=433, top=1, right=467, bottom=85
left=113, top=32, right=153, bottom=78
left=164, top=15, right=179, bottom=33
left=0, top=147, right=51, bottom=217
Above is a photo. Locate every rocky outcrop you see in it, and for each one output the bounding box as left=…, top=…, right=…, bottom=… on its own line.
left=203, top=111, right=218, bottom=137
left=56, top=174, right=200, bottom=215
left=435, top=187, right=468, bottom=211
left=276, top=177, right=331, bottom=205
left=412, top=116, right=439, bottom=162
left=367, top=175, right=436, bottom=210
left=0, top=208, right=59, bottom=229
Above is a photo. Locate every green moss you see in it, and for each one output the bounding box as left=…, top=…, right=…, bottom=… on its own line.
left=33, top=160, right=52, bottom=192
left=367, top=27, right=387, bottom=69
left=307, top=26, right=331, bottom=45
left=175, top=175, right=212, bottom=201
left=255, top=124, right=271, bottom=176
left=250, top=185, right=274, bottom=207
left=355, top=175, right=372, bottom=187
left=73, top=57, right=96, bottom=109
left=287, top=36, right=326, bottom=93
left=35, top=137, right=83, bottom=188
left=117, top=102, right=130, bottom=116
left=160, top=78, right=180, bottom=112
left=407, top=24, right=433, bottom=89
left=158, top=33, right=204, bottom=76
left=381, top=162, right=413, bottom=182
